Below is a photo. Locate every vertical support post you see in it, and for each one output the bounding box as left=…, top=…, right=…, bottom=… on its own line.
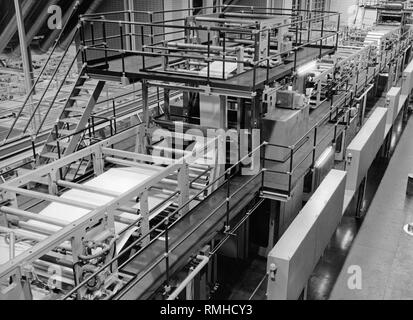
left=251, top=92, right=260, bottom=130
left=178, top=162, right=190, bottom=216
left=81, top=20, right=87, bottom=63
left=142, top=80, right=150, bottom=149
left=149, top=12, right=154, bottom=53
left=93, top=145, right=104, bottom=176
left=48, top=169, right=59, bottom=195
left=294, top=21, right=299, bottom=72
left=14, top=0, right=37, bottom=132
left=120, top=23, right=126, bottom=76
left=164, top=88, right=170, bottom=120
left=335, top=14, right=340, bottom=50
left=319, top=16, right=324, bottom=58
left=288, top=147, right=294, bottom=194
left=139, top=191, right=150, bottom=246
left=225, top=172, right=231, bottom=232
left=222, top=32, right=226, bottom=80
left=91, top=22, right=95, bottom=46
left=31, top=136, right=36, bottom=161
left=128, top=11, right=133, bottom=50
left=127, top=0, right=136, bottom=51
left=266, top=29, right=271, bottom=84
left=312, top=127, right=317, bottom=167
left=219, top=95, right=227, bottom=129
left=141, top=25, right=146, bottom=69
left=207, top=29, right=211, bottom=83
left=9, top=232, right=15, bottom=260
left=102, top=19, right=108, bottom=67
left=164, top=217, right=170, bottom=292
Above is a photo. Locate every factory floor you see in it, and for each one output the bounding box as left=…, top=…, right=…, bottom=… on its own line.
left=217, top=151, right=390, bottom=301
left=330, top=111, right=413, bottom=300
left=217, top=111, right=412, bottom=301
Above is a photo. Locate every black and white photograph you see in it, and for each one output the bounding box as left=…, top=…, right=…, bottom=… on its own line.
left=0, top=0, right=412, bottom=311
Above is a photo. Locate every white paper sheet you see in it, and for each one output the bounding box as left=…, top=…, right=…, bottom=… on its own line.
left=1, top=167, right=175, bottom=264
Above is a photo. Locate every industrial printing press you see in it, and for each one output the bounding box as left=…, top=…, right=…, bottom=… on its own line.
left=0, top=3, right=413, bottom=300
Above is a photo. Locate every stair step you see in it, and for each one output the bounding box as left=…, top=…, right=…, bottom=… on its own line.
left=58, top=129, right=75, bottom=136
left=41, top=152, right=60, bottom=160
left=70, top=160, right=88, bottom=168
left=76, top=83, right=97, bottom=90
left=76, top=165, right=89, bottom=174
left=70, top=96, right=90, bottom=103
left=60, top=117, right=80, bottom=125
left=53, top=100, right=68, bottom=106
left=65, top=107, right=85, bottom=114
left=39, top=102, right=51, bottom=108
left=46, top=140, right=70, bottom=149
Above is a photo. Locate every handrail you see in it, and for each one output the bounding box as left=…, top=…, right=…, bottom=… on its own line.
left=34, top=48, right=83, bottom=137
left=80, top=8, right=340, bottom=88
left=26, top=32, right=81, bottom=137
left=80, top=6, right=339, bottom=19
left=2, top=1, right=81, bottom=143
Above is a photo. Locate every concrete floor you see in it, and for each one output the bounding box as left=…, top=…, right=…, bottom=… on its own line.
left=330, top=111, right=413, bottom=300
left=218, top=150, right=390, bottom=301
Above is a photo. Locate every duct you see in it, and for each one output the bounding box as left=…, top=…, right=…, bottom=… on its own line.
left=0, top=0, right=37, bottom=53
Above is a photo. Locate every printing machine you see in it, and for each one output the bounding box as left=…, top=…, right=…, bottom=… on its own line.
left=0, top=126, right=221, bottom=300
left=1, top=4, right=413, bottom=301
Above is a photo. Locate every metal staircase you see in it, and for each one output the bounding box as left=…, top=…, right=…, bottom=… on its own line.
left=0, top=1, right=109, bottom=177
left=0, top=2, right=82, bottom=147
left=39, top=69, right=105, bottom=164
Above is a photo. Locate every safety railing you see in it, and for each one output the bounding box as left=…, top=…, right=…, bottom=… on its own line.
left=1, top=43, right=81, bottom=146
left=264, top=90, right=357, bottom=195
left=1, top=2, right=82, bottom=146
left=47, top=84, right=175, bottom=164
left=79, top=6, right=340, bottom=90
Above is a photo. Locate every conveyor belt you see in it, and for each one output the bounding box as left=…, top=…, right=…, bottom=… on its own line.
left=0, top=167, right=173, bottom=267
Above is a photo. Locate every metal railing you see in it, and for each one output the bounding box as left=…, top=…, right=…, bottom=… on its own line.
left=79, top=6, right=340, bottom=89
left=62, top=140, right=266, bottom=300
left=1, top=2, right=82, bottom=145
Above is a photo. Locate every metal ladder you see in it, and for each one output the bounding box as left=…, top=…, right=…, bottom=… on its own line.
left=0, top=2, right=81, bottom=147
left=38, top=69, right=105, bottom=164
